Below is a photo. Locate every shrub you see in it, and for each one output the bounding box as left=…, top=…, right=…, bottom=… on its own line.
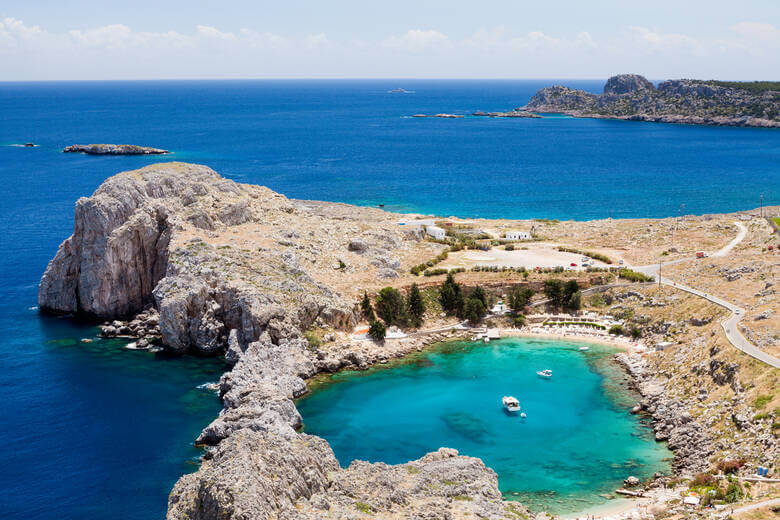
left=304, top=331, right=321, bottom=349
left=505, top=244, right=515, bottom=251
left=691, top=473, right=716, bottom=487
left=630, top=327, right=642, bottom=339
left=513, top=314, right=526, bottom=327
left=716, top=460, right=744, bottom=475
left=724, top=481, right=743, bottom=503
left=753, top=394, right=773, bottom=409
left=619, top=269, right=653, bottom=282
left=375, top=287, right=407, bottom=326
left=609, top=325, right=625, bottom=335
left=368, top=320, right=386, bottom=342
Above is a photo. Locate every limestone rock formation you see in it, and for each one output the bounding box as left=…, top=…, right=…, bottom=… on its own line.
left=63, top=144, right=169, bottom=155
left=603, top=74, right=654, bottom=95
left=525, top=74, right=780, bottom=127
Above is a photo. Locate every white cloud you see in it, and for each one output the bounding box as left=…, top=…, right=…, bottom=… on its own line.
left=627, top=26, right=700, bottom=53
left=382, top=29, right=450, bottom=52
left=730, top=22, right=780, bottom=44
left=0, top=18, right=778, bottom=79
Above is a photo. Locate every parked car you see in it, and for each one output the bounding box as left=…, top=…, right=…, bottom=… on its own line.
left=570, top=262, right=577, bottom=267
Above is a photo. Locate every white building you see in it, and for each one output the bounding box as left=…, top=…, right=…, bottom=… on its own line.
left=426, top=225, right=446, bottom=240
left=505, top=230, right=531, bottom=241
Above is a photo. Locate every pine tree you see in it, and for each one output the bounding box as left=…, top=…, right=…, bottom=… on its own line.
left=407, top=283, right=425, bottom=327
left=439, top=273, right=464, bottom=315
left=360, top=291, right=375, bottom=321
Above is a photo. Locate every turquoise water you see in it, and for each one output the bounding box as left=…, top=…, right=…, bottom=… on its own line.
left=297, top=337, right=672, bottom=514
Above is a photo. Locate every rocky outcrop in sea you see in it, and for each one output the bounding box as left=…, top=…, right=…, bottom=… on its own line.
left=524, top=74, right=780, bottom=128
left=63, top=144, right=169, bottom=155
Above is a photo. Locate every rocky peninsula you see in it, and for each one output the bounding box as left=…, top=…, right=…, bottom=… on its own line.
left=39, top=163, right=780, bottom=519
left=523, top=74, right=780, bottom=128
left=63, top=144, right=169, bottom=155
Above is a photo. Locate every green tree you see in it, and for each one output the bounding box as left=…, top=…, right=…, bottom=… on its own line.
left=470, top=286, right=488, bottom=309
left=567, top=290, right=582, bottom=311
left=563, top=280, right=580, bottom=305
left=630, top=326, right=642, bottom=339
left=375, top=287, right=407, bottom=326
left=463, top=297, right=487, bottom=325
left=508, top=287, right=534, bottom=313
left=543, top=279, right=564, bottom=307
left=406, top=283, right=425, bottom=328
left=360, top=291, right=375, bottom=321
left=368, top=320, right=386, bottom=342
left=439, top=273, right=464, bottom=315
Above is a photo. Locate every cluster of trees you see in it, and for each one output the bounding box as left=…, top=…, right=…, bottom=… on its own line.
left=439, top=274, right=490, bottom=325
left=361, top=283, right=426, bottom=341
left=543, top=279, right=582, bottom=310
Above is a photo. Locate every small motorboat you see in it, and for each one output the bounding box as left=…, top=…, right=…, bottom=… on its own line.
left=520, top=412, right=527, bottom=418
left=536, top=369, right=552, bottom=379
left=502, top=396, right=521, bottom=412
left=484, top=336, right=490, bottom=343
left=579, top=346, right=590, bottom=351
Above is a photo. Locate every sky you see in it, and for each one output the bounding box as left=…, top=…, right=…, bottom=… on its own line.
left=1, top=0, right=779, bottom=80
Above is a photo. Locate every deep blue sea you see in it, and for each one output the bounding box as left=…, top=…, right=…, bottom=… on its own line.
left=298, top=338, right=672, bottom=515
left=0, top=80, right=777, bottom=519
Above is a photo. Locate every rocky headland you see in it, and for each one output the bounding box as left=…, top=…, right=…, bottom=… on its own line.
left=39, top=162, right=779, bottom=519
left=523, top=74, right=780, bottom=128
left=40, top=162, right=535, bottom=519
left=63, top=144, right=169, bottom=155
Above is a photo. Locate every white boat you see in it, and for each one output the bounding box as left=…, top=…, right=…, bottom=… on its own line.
left=536, top=369, right=552, bottom=379
left=484, top=336, right=490, bottom=343
left=579, top=346, right=590, bottom=351
left=502, top=396, right=521, bottom=412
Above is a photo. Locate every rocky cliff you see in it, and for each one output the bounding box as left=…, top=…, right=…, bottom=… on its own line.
left=40, top=163, right=533, bottom=519
left=525, top=74, right=780, bottom=127
left=38, top=162, right=421, bottom=354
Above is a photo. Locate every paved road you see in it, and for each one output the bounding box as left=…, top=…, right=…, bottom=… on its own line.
left=732, top=497, right=780, bottom=514
left=634, top=222, right=780, bottom=369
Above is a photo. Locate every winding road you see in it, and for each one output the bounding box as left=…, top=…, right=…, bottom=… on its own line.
left=634, top=222, right=780, bottom=370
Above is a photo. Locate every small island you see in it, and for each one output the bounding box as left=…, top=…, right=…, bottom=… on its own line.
left=523, top=74, right=780, bottom=128
left=63, top=144, right=169, bottom=155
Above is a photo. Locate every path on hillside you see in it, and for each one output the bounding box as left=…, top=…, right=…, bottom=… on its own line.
left=732, top=497, right=780, bottom=514
left=635, top=222, right=780, bottom=369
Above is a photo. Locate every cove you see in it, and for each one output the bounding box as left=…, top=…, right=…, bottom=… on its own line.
left=297, top=337, right=672, bottom=515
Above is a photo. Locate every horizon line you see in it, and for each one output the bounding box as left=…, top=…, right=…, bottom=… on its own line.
left=0, top=76, right=776, bottom=83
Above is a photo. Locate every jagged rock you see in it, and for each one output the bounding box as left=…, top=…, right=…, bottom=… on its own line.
left=624, top=475, right=641, bottom=487
left=604, top=74, right=655, bottom=95
left=348, top=239, right=369, bottom=252
left=755, top=310, right=772, bottom=321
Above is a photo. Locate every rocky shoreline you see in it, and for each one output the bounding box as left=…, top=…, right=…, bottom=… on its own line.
left=63, top=144, right=169, bottom=155
left=37, top=162, right=739, bottom=519
left=523, top=74, right=780, bottom=128
left=616, top=352, right=712, bottom=475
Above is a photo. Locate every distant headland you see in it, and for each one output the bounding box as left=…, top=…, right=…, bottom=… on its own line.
left=524, top=74, right=780, bottom=128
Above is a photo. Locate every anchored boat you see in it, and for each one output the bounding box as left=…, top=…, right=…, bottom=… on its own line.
left=502, top=396, right=521, bottom=412
left=536, top=369, right=552, bottom=379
